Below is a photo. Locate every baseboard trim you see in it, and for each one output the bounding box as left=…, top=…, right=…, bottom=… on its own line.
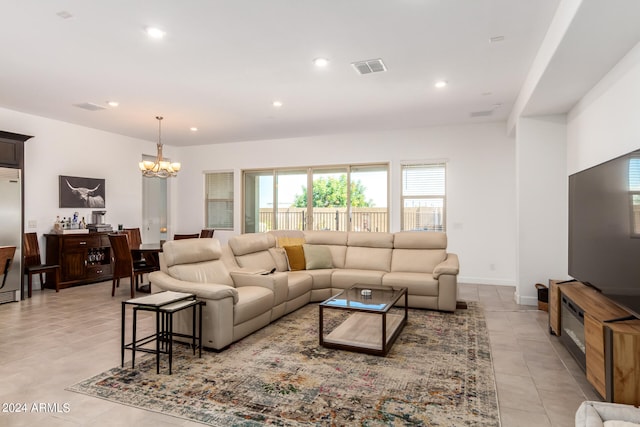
left=458, top=276, right=516, bottom=287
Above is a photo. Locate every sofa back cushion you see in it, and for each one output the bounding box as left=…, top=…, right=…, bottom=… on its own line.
left=163, top=238, right=222, bottom=266
left=393, top=231, right=447, bottom=249
left=391, top=249, right=446, bottom=273
left=303, top=231, right=347, bottom=268
left=391, top=232, right=447, bottom=273
left=229, top=233, right=278, bottom=271
left=228, top=233, right=276, bottom=255
left=162, top=239, right=234, bottom=286
left=344, top=232, right=394, bottom=272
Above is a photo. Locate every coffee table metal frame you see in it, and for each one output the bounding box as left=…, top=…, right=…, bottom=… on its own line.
left=121, top=291, right=204, bottom=374
left=319, top=285, right=408, bottom=356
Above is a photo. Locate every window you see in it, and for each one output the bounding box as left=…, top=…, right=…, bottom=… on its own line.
left=401, top=163, right=446, bottom=231
left=243, top=163, right=388, bottom=232
left=205, top=172, right=234, bottom=230
left=630, top=157, right=640, bottom=236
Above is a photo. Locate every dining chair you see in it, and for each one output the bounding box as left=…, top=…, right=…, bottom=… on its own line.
left=173, top=233, right=199, bottom=240
left=122, top=228, right=148, bottom=267
left=23, top=233, right=60, bottom=298
left=108, top=234, right=156, bottom=298
left=199, top=229, right=214, bottom=238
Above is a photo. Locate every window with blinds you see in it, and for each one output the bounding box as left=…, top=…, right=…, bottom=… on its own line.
left=205, top=172, right=234, bottom=230
left=630, top=157, right=640, bottom=236
left=401, top=163, right=446, bottom=231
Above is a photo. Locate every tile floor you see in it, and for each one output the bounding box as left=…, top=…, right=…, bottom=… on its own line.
left=0, top=282, right=599, bottom=426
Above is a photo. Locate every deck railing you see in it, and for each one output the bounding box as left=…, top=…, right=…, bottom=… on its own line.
left=257, top=206, right=444, bottom=232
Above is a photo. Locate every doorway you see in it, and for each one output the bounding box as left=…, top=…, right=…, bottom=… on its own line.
left=141, top=155, right=168, bottom=244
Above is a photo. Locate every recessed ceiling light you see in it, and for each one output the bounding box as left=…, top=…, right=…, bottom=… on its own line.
left=313, top=58, right=329, bottom=67
left=272, top=101, right=283, bottom=108
left=190, top=127, right=198, bottom=132
left=435, top=80, right=448, bottom=89
left=56, top=10, right=73, bottom=19
left=107, top=101, right=119, bottom=107
left=145, top=27, right=166, bottom=39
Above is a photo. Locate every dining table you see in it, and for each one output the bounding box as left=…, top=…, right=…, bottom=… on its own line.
left=130, top=242, right=163, bottom=293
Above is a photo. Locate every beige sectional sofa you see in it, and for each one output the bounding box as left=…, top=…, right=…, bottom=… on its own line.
left=149, top=231, right=459, bottom=350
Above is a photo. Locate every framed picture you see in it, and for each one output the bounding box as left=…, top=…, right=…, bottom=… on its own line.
left=59, top=175, right=106, bottom=208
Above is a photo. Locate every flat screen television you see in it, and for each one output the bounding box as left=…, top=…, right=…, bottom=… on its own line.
left=568, top=148, right=640, bottom=319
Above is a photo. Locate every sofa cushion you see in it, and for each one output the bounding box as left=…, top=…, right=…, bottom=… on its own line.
left=303, top=269, right=333, bottom=289
left=331, top=269, right=385, bottom=289
left=345, top=246, right=392, bottom=271
left=393, top=231, right=447, bottom=249
left=268, top=247, right=289, bottom=271
left=304, top=230, right=348, bottom=245
left=382, top=272, right=438, bottom=296
left=163, top=238, right=222, bottom=267
left=229, top=233, right=276, bottom=256
left=347, top=232, right=394, bottom=248
left=235, top=250, right=278, bottom=271
left=391, top=248, right=446, bottom=273
left=303, top=244, right=333, bottom=270
left=167, top=260, right=234, bottom=286
left=283, top=245, right=306, bottom=271
left=234, top=286, right=274, bottom=325
left=303, top=231, right=348, bottom=268
left=286, top=272, right=313, bottom=300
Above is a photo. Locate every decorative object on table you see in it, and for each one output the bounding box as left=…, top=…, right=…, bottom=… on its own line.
left=139, top=116, right=181, bottom=178
left=360, top=288, right=372, bottom=298
left=59, top=175, right=105, bottom=208
left=68, top=302, right=498, bottom=426
left=87, top=210, right=112, bottom=233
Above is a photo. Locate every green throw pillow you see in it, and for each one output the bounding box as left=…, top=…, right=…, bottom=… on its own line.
left=303, top=244, right=333, bottom=270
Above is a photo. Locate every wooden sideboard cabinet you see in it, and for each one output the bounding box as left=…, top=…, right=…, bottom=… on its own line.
left=45, top=232, right=112, bottom=289
left=549, top=280, right=640, bottom=405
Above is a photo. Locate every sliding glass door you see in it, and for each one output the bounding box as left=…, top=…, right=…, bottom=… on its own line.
left=243, top=163, right=388, bottom=233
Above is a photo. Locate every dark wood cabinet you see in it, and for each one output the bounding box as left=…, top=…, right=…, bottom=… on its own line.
left=45, top=233, right=112, bottom=288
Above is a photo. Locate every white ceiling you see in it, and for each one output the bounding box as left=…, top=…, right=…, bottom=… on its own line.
left=0, top=0, right=634, bottom=147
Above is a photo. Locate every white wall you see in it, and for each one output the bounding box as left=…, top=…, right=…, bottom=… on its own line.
left=0, top=107, right=172, bottom=240
left=568, top=40, right=640, bottom=173
left=177, top=121, right=518, bottom=286
left=515, top=115, right=568, bottom=306
left=2, top=107, right=519, bottom=287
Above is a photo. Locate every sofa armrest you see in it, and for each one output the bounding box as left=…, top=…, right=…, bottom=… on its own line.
left=149, top=271, right=239, bottom=303
left=433, top=253, right=459, bottom=279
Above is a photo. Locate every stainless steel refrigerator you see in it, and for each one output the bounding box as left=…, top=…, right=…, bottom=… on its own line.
left=0, top=167, right=22, bottom=303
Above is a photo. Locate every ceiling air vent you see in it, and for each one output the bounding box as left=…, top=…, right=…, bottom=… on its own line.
left=352, top=58, right=387, bottom=75
left=73, top=102, right=106, bottom=111
left=470, top=110, right=494, bottom=118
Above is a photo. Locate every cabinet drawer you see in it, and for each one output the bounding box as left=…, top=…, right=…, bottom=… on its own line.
left=86, top=264, right=111, bottom=279
left=62, top=235, right=100, bottom=250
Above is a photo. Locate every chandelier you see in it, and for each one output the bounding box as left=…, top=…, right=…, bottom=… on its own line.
left=138, top=116, right=181, bottom=178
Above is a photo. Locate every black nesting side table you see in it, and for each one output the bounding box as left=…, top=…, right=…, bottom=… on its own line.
left=121, top=291, right=204, bottom=374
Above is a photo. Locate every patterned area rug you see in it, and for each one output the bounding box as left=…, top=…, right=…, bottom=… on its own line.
left=68, top=302, right=499, bottom=426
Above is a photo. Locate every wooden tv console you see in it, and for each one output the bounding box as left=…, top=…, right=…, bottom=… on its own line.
left=549, top=280, right=640, bottom=405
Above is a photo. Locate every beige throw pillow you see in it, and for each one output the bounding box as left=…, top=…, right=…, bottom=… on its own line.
left=303, top=244, right=333, bottom=270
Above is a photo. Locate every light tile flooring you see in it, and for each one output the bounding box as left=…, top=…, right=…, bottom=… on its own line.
left=0, top=282, right=599, bottom=426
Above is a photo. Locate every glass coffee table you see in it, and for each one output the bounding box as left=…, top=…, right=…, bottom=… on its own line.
left=319, top=285, right=408, bottom=356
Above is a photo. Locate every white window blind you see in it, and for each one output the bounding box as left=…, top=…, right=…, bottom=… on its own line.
left=205, top=172, right=234, bottom=230
left=402, top=164, right=445, bottom=196
left=401, top=163, right=446, bottom=231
